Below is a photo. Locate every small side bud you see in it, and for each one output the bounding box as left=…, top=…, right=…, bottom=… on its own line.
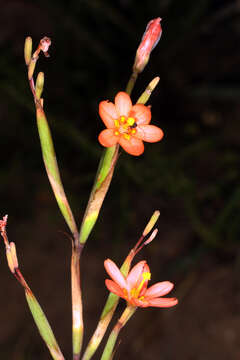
left=143, top=210, right=160, bottom=237
left=144, top=228, right=158, bottom=245
left=6, top=248, right=15, bottom=273
left=6, top=242, right=18, bottom=273
left=10, top=242, right=18, bottom=269
left=137, top=76, right=160, bottom=104
left=36, top=72, right=44, bottom=100
left=39, top=37, right=51, bottom=57
left=0, top=215, right=8, bottom=233
left=133, top=17, right=162, bottom=73
left=24, top=37, right=32, bottom=66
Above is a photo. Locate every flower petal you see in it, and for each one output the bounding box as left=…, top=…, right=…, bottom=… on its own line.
left=144, top=281, right=174, bottom=299
left=99, top=101, right=118, bottom=128
left=126, top=261, right=147, bottom=290
left=118, top=136, right=144, bottom=156
left=136, top=125, right=164, bottom=142
left=115, top=92, right=132, bottom=116
left=130, top=104, right=151, bottom=125
left=98, top=129, right=119, bottom=147
left=132, top=298, right=150, bottom=308
left=129, top=297, right=144, bottom=307
left=105, top=279, right=125, bottom=298
left=147, top=297, right=178, bottom=308
left=104, top=259, right=127, bottom=289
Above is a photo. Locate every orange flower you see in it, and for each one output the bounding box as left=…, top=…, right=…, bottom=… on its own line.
left=98, top=92, right=163, bottom=156
left=104, top=259, right=178, bottom=308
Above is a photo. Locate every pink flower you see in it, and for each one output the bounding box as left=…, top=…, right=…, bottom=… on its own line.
left=98, top=91, right=163, bottom=156
left=104, top=259, right=178, bottom=308
left=133, top=17, right=162, bottom=73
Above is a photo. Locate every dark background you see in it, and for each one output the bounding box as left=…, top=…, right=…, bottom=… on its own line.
left=1, top=0, right=240, bottom=359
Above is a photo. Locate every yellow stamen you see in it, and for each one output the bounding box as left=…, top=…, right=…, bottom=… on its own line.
left=131, top=129, right=136, bottom=134
left=142, top=272, right=151, bottom=281
left=123, top=134, right=131, bottom=140
left=127, top=117, right=135, bottom=126
left=114, top=120, right=120, bottom=127
left=114, top=131, right=120, bottom=136
left=136, top=272, right=151, bottom=294
left=130, top=272, right=151, bottom=299
left=120, top=116, right=126, bottom=123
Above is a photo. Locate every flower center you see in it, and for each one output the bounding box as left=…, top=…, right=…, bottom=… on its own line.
left=130, top=271, right=151, bottom=299
left=114, top=116, right=137, bottom=140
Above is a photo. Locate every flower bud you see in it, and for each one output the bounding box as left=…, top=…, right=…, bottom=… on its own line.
left=36, top=72, right=44, bottom=100
left=24, top=37, right=32, bottom=66
left=143, top=210, right=160, bottom=236
left=39, top=36, right=51, bottom=57
left=6, top=242, right=18, bottom=273
left=0, top=215, right=8, bottom=233
left=133, top=17, right=162, bottom=73
left=137, top=76, right=160, bottom=104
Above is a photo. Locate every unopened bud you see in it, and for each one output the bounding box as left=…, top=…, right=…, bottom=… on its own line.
left=39, top=37, right=51, bottom=57
left=137, top=76, right=160, bottom=104
left=6, top=248, right=14, bottom=273
left=133, top=18, right=162, bottom=73
left=6, top=242, right=18, bottom=273
left=10, top=242, right=18, bottom=269
left=24, top=37, right=32, bottom=66
left=36, top=72, right=44, bottom=100
left=143, top=210, right=160, bottom=236
left=0, top=215, right=8, bottom=233
left=144, top=228, right=158, bottom=245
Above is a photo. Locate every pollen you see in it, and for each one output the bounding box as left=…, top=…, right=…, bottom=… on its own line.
left=136, top=272, right=151, bottom=296
left=123, top=134, right=131, bottom=140
left=120, top=116, right=126, bottom=123
left=131, top=129, right=136, bottom=134
left=142, top=272, right=151, bottom=281
left=127, top=117, right=135, bottom=126
left=114, top=131, right=120, bottom=136
left=114, top=120, right=120, bottom=128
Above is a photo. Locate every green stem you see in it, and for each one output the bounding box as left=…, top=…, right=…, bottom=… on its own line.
left=78, top=145, right=119, bottom=245
left=100, top=306, right=136, bottom=360
left=81, top=251, right=133, bottom=360
left=71, top=244, right=84, bottom=360
left=126, top=71, right=138, bottom=95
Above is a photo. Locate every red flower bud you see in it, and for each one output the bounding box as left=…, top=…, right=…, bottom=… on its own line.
left=133, top=17, right=162, bottom=73
left=35, top=37, right=51, bottom=58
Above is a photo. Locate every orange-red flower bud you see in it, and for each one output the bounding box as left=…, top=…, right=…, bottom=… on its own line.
left=133, top=17, right=162, bottom=73
left=39, top=36, right=51, bottom=56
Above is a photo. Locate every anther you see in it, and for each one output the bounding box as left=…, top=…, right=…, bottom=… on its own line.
left=127, top=117, right=135, bottom=126
left=124, top=134, right=131, bottom=140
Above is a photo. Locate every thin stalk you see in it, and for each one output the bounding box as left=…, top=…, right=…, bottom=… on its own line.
left=72, top=242, right=84, bottom=360
left=25, top=37, right=82, bottom=360
left=100, top=306, right=136, bottom=360
left=0, top=218, right=65, bottom=360
left=126, top=71, right=138, bottom=95
left=81, top=210, right=159, bottom=360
